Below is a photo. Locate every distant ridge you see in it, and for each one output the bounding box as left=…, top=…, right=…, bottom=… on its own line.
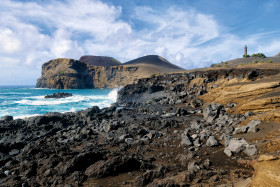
left=124, top=55, right=184, bottom=70
left=79, top=55, right=121, bottom=67
left=211, top=56, right=280, bottom=68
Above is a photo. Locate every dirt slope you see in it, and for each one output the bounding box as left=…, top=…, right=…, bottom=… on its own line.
left=124, top=55, right=184, bottom=71
left=79, top=55, right=121, bottom=67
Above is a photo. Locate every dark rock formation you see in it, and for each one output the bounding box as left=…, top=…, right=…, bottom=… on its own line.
left=5, top=67, right=280, bottom=186
left=44, top=92, right=73, bottom=99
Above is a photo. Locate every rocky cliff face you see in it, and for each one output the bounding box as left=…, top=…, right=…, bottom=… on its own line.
left=36, top=58, right=138, bottom=89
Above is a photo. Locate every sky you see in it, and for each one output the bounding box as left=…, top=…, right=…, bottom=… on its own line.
left=1, top=0, right=280, bottom=85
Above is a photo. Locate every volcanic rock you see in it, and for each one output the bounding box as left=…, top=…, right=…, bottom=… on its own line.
left=44, top=92, right=73, bottom=99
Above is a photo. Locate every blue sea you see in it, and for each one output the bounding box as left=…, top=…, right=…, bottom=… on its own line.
left=0, top=85, right=119, bottom=119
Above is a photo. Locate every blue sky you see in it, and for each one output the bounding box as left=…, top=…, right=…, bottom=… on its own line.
left=1, top=0, right=280, bottom=85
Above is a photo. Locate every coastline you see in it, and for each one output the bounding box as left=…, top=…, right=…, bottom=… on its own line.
left=0, top=87, right=118, bottom=119
left=0, top=68, right=280, bottom=186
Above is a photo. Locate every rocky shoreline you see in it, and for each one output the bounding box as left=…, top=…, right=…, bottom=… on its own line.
left=0, top=69, right=277, bottom=186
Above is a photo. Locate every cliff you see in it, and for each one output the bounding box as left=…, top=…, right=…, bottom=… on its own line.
left=36, top=56, right=183, bottom=89
left=36, top=58, right=138, bottom=89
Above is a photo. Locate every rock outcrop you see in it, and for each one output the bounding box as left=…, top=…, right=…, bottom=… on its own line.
left=36, top=55, right=184, bottom=89
left=44, top=92, right=73, bottom=99
left=36, top=58, right=139, bottom=89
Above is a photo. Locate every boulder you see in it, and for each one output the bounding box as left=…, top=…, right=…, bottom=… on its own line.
left=224, top=138, right=248, bottom=157
left=103, top=120, right=120, bottom=132
left=244, top=144, right=258, bottom=156
left=247, top=119, right=261, bottom=133
left=193, top=138, right=201, bottom=147
left=233, top=126, right=249, bottom=134
left=190, top=120, right=201, bottom=130
left=188, top=160, right=200, bottom=172
left=206, top=136, right=219, bottom=147
left=4, top=170, right=11, bottom=176
left=203, top=103, right=221, bottom=123
left=233, top=119, right=261, bottom=134
left=181, top=134, right=193, bottom=146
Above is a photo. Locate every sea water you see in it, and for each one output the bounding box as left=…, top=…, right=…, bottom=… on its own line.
left=0, top=85, right=119, bottom=119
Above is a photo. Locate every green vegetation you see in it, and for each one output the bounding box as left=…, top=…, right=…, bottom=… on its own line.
left=249, top=59, right=273, bottom=64
left=150, top=73, right=160, bottom=78
left=251, top=53, right=266, bottom=58
left=243, top=54, right=250, bottom=58
left=60, top=70, right=65, bottom=74
left=112, top=58, right=121, bottom=64
left=210, top=64, right=216, bottom=68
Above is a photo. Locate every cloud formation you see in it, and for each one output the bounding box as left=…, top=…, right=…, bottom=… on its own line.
left=0, top=0, right=279, bottom=84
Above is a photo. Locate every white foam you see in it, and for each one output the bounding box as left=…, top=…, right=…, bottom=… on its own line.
left=27, top=95, right=45, bottom=99
left=15, top=95, right=83, bottom=106
left=13, top=114, right=41, bottom=119
left=69, top=108, right=76, bottom=112
left=1, top=88, right=120, bottom=119
left=108, top=87, right=121, bottom=101
left=14, top=93, right=117, bottom=106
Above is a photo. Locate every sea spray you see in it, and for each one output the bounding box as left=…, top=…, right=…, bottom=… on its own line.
left=108, top=87, right=122, bottom=102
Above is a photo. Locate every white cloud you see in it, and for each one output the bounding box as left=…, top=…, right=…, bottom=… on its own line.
left=0, top=0, right=279, bottom=85
left=0, top=29, right=21, bottom=53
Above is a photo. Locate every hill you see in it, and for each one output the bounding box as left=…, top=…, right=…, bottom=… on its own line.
left=124, top=55, right=184, bottom=70
left=211, top=56, right=280, bottom=68
left=79, top=55, right=121, bottom=67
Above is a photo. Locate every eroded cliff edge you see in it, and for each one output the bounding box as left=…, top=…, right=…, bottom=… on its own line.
left=36, top=58, right=138, bottom=89
left=36, top=55, right=184, bottom=89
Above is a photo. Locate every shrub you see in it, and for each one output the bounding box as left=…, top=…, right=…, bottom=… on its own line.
left=266, top=60, right=273, bottom=63
left=243, top=54, right=250, bottom=58
left=150, top=73, right=157, bottom=78
left=251, top=53, right=266, bottom=58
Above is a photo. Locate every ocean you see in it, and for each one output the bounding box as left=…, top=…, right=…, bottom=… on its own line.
left=0, top=85, right=119, bottom=119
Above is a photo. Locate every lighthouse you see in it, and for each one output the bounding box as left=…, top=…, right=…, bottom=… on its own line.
left=244, top=45, right=248, bottom=57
